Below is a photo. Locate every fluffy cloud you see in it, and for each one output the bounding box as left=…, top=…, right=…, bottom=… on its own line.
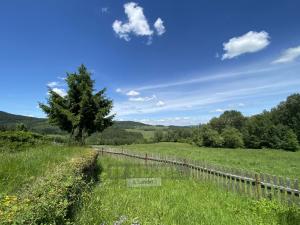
left=116, top=88, right=122, bottom=93
left=156, top=100, right=165, bottom=106
left=112, top=2, right=165, bottom=42
left=272, top=45, right=300, bottom=64
left=52, top=88, right=67, bottom=97
left=126, top=90, right=140, bottom=96
left=112, top=2, right=153, bottom=41
left=154, top=18, right=165, bottom=35
left=222, top=31, right=270, bottom=60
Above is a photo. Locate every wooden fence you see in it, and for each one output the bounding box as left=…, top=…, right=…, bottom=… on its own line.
left=94, top=147, right=300, bottom=206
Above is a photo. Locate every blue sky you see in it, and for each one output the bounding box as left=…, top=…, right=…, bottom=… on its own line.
left=1, top=0, right=300, bottom=125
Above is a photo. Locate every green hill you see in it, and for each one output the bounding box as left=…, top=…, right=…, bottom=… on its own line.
left=0, top=111, right=155, bottom=134
left=0, top=111, right=64, bottom=134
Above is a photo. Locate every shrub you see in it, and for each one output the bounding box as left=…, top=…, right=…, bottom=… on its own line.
left=279, top=128, right=299, bottom=151
left=0, top=131, right=46, bottom=152
left=15, top=123, right=28, bottom=132
left=0, top=150, right=99, bottom=224
left=153, top=130, right=164, bottom=142
left=221, top=127, right=244, bottom=148
left=201, top=126, right=224, bottom=147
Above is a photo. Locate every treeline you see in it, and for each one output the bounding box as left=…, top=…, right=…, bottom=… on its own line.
left=153, top=93, right=300, bottom=151
left=86, top=127, right=145, bottom=145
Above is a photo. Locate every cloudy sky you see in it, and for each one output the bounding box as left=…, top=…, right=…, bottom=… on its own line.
left=1, top=0, right=300, bottom=125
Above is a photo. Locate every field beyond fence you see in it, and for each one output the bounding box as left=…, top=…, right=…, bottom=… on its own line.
left=94, top=146, right=300, bottom=206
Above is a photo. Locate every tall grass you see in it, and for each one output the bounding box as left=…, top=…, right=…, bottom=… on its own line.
left=0, top=145, right=86, bottom=195
left=74, top=156, right=300, bottom=225
left=110, top=142, right=300, bottom=180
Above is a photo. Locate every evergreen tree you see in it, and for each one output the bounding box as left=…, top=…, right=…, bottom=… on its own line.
left=39, top=65, right=113, bottom=144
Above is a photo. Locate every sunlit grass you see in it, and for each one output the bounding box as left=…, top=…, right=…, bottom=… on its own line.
left=0, top=145, right=87, bottom=195
left=108, top=142, right=300, bottom=180
left=74, top=156, right=299, bottom=225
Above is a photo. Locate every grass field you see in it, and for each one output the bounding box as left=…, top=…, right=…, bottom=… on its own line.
left=126, top=128, right=156, bottom=140
left=0, top=145, right=87, bottom=195
left=74, top=155, right=299, bottom=225
left=108, top=142, right=300, bottom=180
left=126, top=126, right=167, bottom=140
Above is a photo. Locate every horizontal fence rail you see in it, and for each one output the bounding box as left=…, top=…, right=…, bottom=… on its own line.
left=93, top=146, right=300, bottom=206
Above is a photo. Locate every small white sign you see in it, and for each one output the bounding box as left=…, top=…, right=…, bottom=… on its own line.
left=127, top=178, right=161, bottom=187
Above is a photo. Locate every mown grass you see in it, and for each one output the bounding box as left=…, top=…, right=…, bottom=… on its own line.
left=0, top=145, right=87, bottom=195
left=74, top=156, right=300, bottom=225
left=108, top=142, right=300, bottom=180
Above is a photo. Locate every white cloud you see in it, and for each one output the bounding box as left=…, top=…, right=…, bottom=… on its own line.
left=112, top=2, right=153, bottom=41
left=52, top=88, right=67, bottom=97
left=113, top=78, right=300, bottom=117
left=116, top=88, right=122, bottom=93
left=272, top=45, right=300, bottom=64
left=47, top=81, right=59, bottom=88
left=222, top=31, right=270, bottom=60
left=132, top=66, right=278, bottom=91
left=129, top=95, right=156, bottom=102
left=154, top=18, right=165, bottom=35
left=136, top=116, right=200, bottom=126
left=112, top=2, right=165, bottom=42
left=156, top=100, right=165, bottom=106
left=126, top=90, right=140, bottom=96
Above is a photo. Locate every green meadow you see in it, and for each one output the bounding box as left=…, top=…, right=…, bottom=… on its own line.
left=0, top=145, right=87, bottom=195
left=108, top=142, right=300, bottom=180
left=74, top=155, right=300, bottom=225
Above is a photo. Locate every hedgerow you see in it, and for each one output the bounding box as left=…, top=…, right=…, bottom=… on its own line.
left=0, top=150, right=99, bottom=224
left=0, top=131, right=46, bottom=152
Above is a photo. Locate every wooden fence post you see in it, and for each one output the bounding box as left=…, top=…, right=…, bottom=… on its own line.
left=145, top=153, right=148, bottom=165
left=255, top=173, right=261, bottom=200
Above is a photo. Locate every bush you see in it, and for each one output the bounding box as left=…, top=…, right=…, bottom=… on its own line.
left=0, top=150, right=99, bottom=224
left=221, top=127, right=244, bottom=148
left=201, top=126, right=224, bottom=147
left=15, top=123, right=28, bottom=132
left=0, top=131, right=46, bottom=152
left=153, top=130, right=164, bottom=142
left=279, top=128, right=299, bottom=151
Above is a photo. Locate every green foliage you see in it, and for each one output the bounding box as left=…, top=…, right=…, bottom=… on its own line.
left=280, top=128, right=299, bottom=151
left=0, top=150, right=98, bottom=224
left=271, top=93, right=300, bottom=142
left=15, top=123, right=28, bottom=132
left=153, top=130, right=164, bottom=142
left=39, top=65, right=113, bottom=144
left=0, top=131, right=46, bottom=152
left=210, top=110, right=246, bottom=132
left=242, top=113, right=299, bottom=151
left=86, top=127, right=145, bottom=145
left=221, top=127, right=244, bottom=148
left=201, top=126, right=224, bottom=147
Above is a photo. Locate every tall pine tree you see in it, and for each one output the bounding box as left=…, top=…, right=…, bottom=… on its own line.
left=39, top=65, right=113, bottom=144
